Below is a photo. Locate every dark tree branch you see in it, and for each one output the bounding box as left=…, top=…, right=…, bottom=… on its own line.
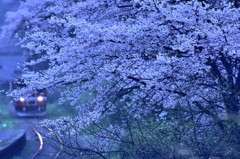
left=219, top=52, right=233, bottom=87
left=193, top=101, right=224, bottom=130
left=207, top=58, right=227, bottom=85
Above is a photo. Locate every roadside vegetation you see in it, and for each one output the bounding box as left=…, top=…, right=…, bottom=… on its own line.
left=0, top=91, right=20, bottom=130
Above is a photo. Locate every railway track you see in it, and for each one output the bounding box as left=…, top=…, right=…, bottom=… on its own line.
left=31, top=126, right=43, bottom=159
left=48, top=128, right=63, bottom=159
left=9, top=109, right=64, bottom=159
left=30, top=124, right=63, bottom=159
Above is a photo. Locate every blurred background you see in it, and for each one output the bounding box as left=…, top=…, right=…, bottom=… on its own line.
left=0, top=0, right=77, bottom=128
left=0, top=0, right=26, bottom=91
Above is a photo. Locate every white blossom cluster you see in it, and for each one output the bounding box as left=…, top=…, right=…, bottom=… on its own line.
left=2, top=0, right=240, bottom=148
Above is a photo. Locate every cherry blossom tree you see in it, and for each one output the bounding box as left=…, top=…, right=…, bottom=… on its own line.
left=2, top=0, right=240, bottom=158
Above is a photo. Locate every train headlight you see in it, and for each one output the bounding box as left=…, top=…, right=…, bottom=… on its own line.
left=37, top=96, right=44, bottom=102
left=20, top=97, right=25, bottom=102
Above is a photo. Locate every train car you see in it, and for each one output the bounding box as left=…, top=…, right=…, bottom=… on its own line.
left=13, top=74, right=47, bottom=116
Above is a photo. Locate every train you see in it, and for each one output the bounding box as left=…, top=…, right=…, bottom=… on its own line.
left=13, top=74, right=47, bottom=116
